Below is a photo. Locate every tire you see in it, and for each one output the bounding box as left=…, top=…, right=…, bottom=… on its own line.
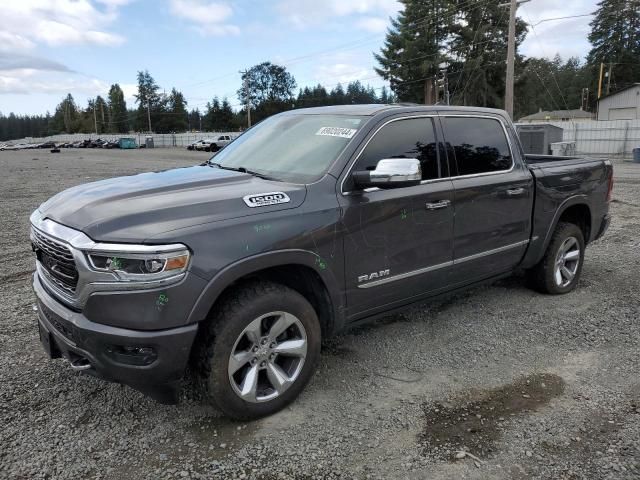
left=210, top=144, right=219, bottom=152
left=526, top=222, right=585, bottom=294
left=195, top=281, right=321, bottom=420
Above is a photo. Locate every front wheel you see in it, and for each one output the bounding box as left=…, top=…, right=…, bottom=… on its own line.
left=526, top=221, right=585, bottom=294
left=196, top=281, right=321, bottom=419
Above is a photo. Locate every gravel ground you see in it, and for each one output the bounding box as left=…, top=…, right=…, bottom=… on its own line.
left=1, top=149, right=639, bottom=480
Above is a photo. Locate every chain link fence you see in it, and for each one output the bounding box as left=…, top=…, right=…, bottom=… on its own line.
left=539, top=119, right=640, bottom=161
left=11, top=132, right=240, bottom=148
left=8, top=119, right=640, bottom=161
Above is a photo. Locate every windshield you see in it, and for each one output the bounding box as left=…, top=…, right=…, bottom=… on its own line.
left=209, top=113, right=367, bottom=183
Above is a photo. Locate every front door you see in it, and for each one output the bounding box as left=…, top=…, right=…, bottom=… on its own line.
left=440, top=115, right=534, bottom=284
left=339, top=116, right=455, bottom=318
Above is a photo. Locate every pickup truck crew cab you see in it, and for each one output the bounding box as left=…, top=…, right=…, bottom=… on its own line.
left=31, top=105, right=613, bottom=419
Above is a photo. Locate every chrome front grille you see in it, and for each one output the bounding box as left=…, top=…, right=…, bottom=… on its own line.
left=31, top=227, right=78, bottom=292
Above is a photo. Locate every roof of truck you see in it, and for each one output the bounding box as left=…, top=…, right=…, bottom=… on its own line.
left=285, top=104, right=509, bottom=117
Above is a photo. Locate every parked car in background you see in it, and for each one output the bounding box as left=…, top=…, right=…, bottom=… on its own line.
left=208, top=135, right=233, bottom=152
left=195, top=139, right=215, bottom=151
left=102, top=140, right=119, bottom=149
left=187, top=140, right=208, bottom=151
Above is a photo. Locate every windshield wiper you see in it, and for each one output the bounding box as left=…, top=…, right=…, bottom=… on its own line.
left=208, top=162, right=277, bottom=181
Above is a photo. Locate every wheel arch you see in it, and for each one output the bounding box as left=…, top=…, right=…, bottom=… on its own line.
left=545, top=198, right=592, bottom=248
left=187, top=249, right=344, bottom=338
left=523, top=195, right=593, bottom=269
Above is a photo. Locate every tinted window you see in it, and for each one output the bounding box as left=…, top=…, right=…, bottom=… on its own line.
left=354, top=117, right=440, bottom=181
left=443, top=117, right=512, bottom=175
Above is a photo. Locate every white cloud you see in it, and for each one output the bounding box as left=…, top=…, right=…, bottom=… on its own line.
left=311, top=51, right=382, bottom=89
left=314, top=63, right=373, bottom=86
left=356, top=17, right=389, bottom=33
left=168, top=0, right=240, bottom=36
left=0, top=69, right=109, bottom=96
left=0, top=32, right=36, bottom=52
left=519, top=0, right=598, bottom=60
left=277, top=0, right=400, bottom=30
left=0, top=1, right=128, bottom=49
left=120, top=83, right=139, bottom=105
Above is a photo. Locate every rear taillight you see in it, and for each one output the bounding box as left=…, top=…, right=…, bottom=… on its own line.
left=606, top=171, right=614, bottom=202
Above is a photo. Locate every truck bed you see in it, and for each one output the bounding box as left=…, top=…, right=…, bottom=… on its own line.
left=525, top=154, right=600, bottom=166
left=520, top=153, right=612, bottom=270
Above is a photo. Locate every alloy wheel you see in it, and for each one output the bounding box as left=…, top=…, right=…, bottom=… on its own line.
left=554, top=236, right=581, bottom=287
left=228, top=311, right=307, bottom=403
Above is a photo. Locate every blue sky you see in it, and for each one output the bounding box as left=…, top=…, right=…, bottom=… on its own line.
left=0, top=0, right=598, bottom=115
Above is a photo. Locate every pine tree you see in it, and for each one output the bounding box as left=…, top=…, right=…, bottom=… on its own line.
left=168, top=88, right=188, bottom=132
left=374, top=0, right=454, bottom=103
left=219, top=98, right=235, bottom=131
left=587, top=0, right=640, bottom=93
left=204, top=97, right=221, bottom=131
left=134, top=70, right=161, bottom=131
left=51, top=94, right=78, bottom=133
left=107, top=84, right=128, bottom=133
left=447, top=1, right=527, bottom=108
left=330, top=84, right=346, bottom=104
left=94, top=96, right=108, bottom=134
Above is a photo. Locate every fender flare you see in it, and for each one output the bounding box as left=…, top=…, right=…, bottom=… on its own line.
left=523, top=195, right=592, bottom=268
left=186, top=249, right=344, bottom=328
left=542, top=195, right=592, bottom=249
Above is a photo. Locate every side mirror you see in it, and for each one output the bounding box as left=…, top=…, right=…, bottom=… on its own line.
left=352, top=158, right=422, bottom=189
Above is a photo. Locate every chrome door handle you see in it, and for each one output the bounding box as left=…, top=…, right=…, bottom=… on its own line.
left=506, top=187, right=525, bottom=196
left=425, top=200, right=451, bottom=210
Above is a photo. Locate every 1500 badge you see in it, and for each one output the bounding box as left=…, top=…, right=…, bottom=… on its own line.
left=243, top=192, right=291, bottom=208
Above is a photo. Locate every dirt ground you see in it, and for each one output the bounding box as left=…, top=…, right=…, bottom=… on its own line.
left=1, top=148, right=638, bottom=479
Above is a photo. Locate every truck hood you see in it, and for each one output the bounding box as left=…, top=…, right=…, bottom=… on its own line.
left=38, top=165, right=307, bottom=243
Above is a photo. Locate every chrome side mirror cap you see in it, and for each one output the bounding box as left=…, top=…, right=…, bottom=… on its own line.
left=352, top=158, right=422, bottom=189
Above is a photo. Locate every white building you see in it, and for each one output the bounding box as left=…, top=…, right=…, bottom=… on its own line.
left=597, top=83, right=640, bottom=121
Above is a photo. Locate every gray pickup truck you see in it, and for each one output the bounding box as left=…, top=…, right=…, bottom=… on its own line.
left=30, top=105, right=613, bottom=419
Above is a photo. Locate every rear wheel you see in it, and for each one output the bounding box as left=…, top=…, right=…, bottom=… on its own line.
left=526, top=222, right=585, bottom=294
left=196, top=281, right=321, bottom=419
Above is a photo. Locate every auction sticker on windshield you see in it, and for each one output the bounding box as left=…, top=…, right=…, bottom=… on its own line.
left=315, top=127, right=357, bottom=139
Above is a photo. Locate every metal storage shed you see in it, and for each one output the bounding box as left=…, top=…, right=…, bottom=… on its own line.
left=515, top=124, right=564, bottom=155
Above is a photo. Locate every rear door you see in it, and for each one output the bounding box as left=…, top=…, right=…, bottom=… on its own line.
left=441, top=115, right=534, bottom=284
left=339, top=115, right=455, bottom=318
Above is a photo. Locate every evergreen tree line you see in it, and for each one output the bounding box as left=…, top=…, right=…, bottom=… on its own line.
left=0, top=70, right=392, bottom=141
left=375, top=0, right=639, bottom=118
left=1, top=0, right=638, bottom=141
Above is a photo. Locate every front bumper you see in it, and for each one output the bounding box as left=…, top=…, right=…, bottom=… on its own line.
left=33, top=273, right=198, bottom=403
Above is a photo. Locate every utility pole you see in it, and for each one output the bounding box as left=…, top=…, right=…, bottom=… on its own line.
left=440, top=63, right=450, bottom=105
left=146, top=101, right=152, bottom=133
left=424, top=78, right=435, bottom=105
left=581, top=88, right=589, bottom=111
left=241, top=71, right=251, bottom=128
left=606, top=62, right=613, bottom=95
left=93, top=102, right=98, bottom=135
left=501, top=0, right=529, bottom=119
left=597, top=62, right=605, bottom=99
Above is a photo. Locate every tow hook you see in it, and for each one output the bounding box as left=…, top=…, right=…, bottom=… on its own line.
left=68, top=357, right=92, bottom=371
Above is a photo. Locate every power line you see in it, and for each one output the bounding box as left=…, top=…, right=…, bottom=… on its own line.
left=179, top=0, right=497, bottom=92
left=529, top=13, right=594, bottom=27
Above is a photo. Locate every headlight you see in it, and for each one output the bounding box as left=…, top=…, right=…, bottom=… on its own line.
left=87, top=247, right=190, bottom=282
